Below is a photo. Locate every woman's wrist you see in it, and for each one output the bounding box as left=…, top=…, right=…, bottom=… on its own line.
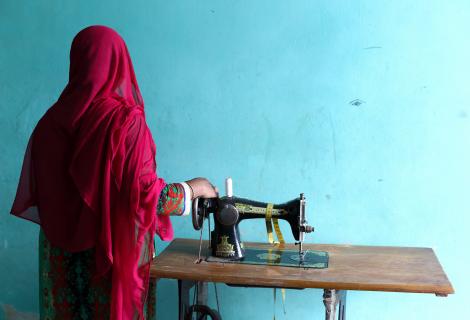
left=187, top=183, right=195, bottom=199
left=185, top=180, right=200, bottom=199
left=185, top=178, right=218, bottom=199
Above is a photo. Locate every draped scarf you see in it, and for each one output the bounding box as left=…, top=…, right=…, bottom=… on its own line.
left=11, top=25, right=173, bottom=319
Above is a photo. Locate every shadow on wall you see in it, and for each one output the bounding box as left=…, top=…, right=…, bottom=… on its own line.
left=1, top=304, right=38, bottom=320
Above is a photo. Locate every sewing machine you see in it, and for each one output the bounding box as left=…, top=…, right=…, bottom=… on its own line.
left=192, top=178, right=314, bottom=262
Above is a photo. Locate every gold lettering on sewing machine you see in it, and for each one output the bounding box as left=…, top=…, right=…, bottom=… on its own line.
left=235, top=203, right=287, bottom=216
left=216, top=236, right=235, bottom=257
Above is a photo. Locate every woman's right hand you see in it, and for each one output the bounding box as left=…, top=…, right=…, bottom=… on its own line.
left=185, top=177, right=219, bottom=199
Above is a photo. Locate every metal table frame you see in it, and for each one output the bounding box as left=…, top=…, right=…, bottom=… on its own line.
left=177, top=280, right=347, bottom=320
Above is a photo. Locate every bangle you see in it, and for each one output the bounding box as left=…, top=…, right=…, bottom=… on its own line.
left=187, top=183, right=195, bottom=199
left=178, top=182, right=192, bottom=216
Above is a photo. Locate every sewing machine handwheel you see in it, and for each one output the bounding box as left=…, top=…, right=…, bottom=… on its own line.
left=192, top=197, right=205, bottom=230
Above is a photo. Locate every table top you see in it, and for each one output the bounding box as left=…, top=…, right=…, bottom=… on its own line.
left=150, top=238, right=454, bottom=296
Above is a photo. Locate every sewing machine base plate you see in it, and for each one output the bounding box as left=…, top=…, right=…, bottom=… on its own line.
left=206, top=247, right=328, bottom=268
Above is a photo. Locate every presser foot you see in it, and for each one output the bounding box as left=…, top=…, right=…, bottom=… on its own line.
left=294, top=241, right=307, bottom=264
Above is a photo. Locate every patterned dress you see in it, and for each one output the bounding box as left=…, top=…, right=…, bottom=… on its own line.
left=39, top=183, right=187, bottom=320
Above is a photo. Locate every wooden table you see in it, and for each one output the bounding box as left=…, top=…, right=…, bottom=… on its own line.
left=150, top=238, right=454, bottom=320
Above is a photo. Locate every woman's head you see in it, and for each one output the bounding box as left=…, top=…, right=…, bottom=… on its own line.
left=68, top=25, right=142, bottom=106
left=53, top=26, right=143, bottom=131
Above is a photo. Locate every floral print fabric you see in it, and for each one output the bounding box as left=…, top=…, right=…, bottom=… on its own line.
left=39, top=183, right=185, bottom=319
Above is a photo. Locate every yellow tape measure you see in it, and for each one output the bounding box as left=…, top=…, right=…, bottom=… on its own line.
left=265, top=203, right=287, bottom=319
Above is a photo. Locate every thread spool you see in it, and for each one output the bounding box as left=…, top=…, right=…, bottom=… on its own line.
left=225, top=177, right=233, bottom=197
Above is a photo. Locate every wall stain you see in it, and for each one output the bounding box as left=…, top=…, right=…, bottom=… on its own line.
left=327, top=110, right=337, bottom=165
left=363, top=46, right=382, bottom=50
left=349, top=99, right=365, bottom=107
left=257, top=114, right=274, bottom=190
left=294, top=111, right=316, bottom=179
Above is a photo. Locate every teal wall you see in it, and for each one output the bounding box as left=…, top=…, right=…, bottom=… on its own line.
left=1, top=1, right=468, bottom=319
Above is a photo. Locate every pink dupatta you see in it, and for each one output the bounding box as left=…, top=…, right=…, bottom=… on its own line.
left=11, top=26, right=173, bottom=319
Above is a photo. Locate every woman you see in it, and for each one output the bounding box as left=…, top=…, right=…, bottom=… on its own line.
left=10, top=25, right=217, bottom=319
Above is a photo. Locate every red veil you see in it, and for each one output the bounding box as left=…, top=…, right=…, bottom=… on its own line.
left=11, top=26, right=173, bottom=319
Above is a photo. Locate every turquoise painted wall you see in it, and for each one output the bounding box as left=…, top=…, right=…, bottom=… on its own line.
left=1, top=1, right=468, bottom=319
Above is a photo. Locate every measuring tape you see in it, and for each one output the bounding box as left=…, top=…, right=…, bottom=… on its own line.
left=265, top=203, right=287, bottom=319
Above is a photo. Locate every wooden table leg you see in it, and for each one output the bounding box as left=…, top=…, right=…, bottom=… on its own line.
left=323, top=289, right=347, bottom=320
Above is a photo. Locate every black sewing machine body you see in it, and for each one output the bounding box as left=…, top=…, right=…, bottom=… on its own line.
left=193, top=194, right=313, bottom=261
